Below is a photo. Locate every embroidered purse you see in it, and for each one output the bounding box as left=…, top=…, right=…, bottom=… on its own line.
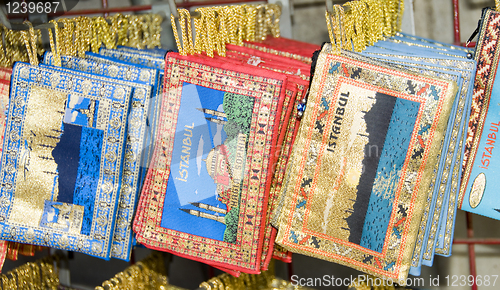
left=133, top=51, right=289, bottom=273
left=42, top=52, right=156, bottom=261
left=460, top=9, right=500, bottom=221
left=0, top=62, right=133, bottom=259
left=360, top=50, right=476, bottom=274
left=176, top=44, right=311, bottom=271
left=273, top=43, right=457, bottom=282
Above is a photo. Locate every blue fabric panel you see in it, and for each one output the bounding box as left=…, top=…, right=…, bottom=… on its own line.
left=72, top=126, right=104, bottom=236
left=346, top=92, right=397, bottom=244
left=52, top=123, right=81, bottom=204
left=161, top=175, right=226, bottom=241
left=160, top=83, right=227, bottom=241
left=359, top=98, right=420, bottom=252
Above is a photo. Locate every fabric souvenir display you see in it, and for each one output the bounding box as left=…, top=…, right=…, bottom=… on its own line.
left=270, top=0, right=478, bottom=280
left=0, top=0, right=495, bottom=286
left=460, top=8, right=500, bottom=221
left=273, top=43, right=457, bottom=282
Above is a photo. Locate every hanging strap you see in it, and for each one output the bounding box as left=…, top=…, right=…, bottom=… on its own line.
left=171, top=8, right=194, bottom=55
left=75, top=16, right=92, bottom=58
left=48, top=20, right=62, bottom=67
left=20, top=21, right=38, bottom=66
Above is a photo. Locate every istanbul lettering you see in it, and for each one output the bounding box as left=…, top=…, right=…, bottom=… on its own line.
left=176, top=123, right=194, bottom=182
left=479, top=121, right=500, bottom=170
left=327, top=91, right=349, bottom=153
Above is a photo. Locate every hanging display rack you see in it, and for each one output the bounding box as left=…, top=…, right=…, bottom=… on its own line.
left=0, top=1, right=498, bottom=290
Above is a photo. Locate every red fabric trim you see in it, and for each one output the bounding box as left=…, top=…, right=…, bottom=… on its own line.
left=0, top=241, right=8, bottom=273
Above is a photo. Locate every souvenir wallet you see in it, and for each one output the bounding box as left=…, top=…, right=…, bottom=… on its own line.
left=460, top=9, right=500, bottom=220
left=159, top=50, right=300, bottom=274
left=42, top=53, right=156, bottom=261
left=0, top=62, right=133, bottom=259
left=274, top=44, right=457, bottom=282
left=133, top=51, right=289, bottom=273
left=361, top=52, right=476, bottom=273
